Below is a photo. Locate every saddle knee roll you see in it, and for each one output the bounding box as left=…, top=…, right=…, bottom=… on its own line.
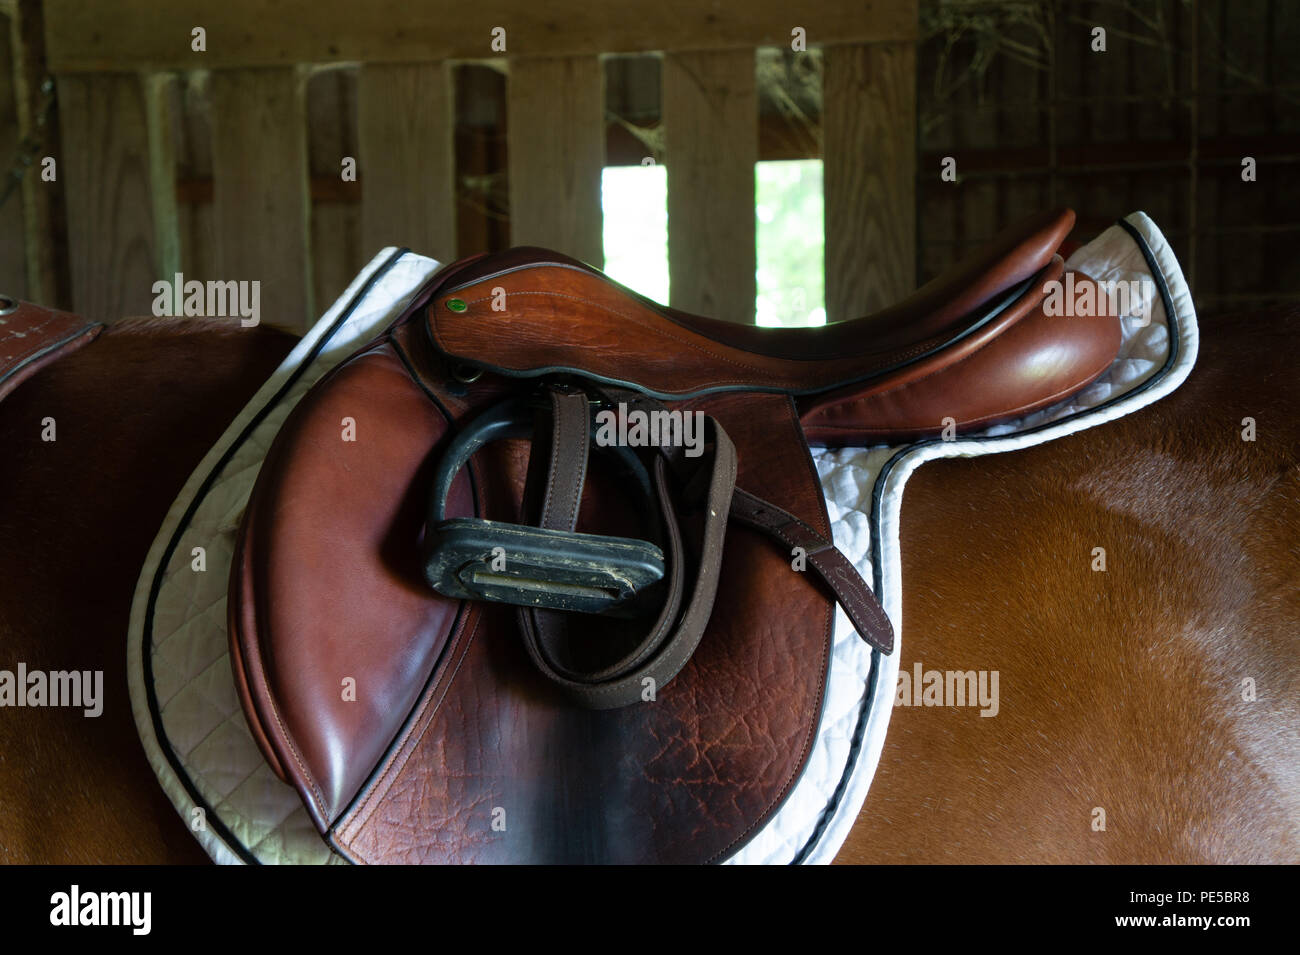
left=799, top=269, right=1123, bottom=446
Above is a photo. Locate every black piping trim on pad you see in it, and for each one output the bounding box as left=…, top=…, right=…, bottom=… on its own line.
left=789, top=216, right=1184, bottom=864
left=140, top=248, right=411, bottom=866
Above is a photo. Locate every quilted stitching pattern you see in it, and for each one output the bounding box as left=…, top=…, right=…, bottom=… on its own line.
left=128, top=251, right=447, bottom=864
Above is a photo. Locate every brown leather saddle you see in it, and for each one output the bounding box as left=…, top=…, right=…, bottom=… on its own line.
left=229, top=207, right=1121, bottom=863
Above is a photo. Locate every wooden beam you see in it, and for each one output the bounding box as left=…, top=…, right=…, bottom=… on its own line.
left=44, top=1, right=917, bottom=73
left=664, top=49, right=756, bottom=324
left=209, top=68, right=312, bottom=330
left=58, top=73, right=161, bottom=320
left=0, top=12, right=26, bottom=298
left=824, top=41, right=916, bottom=322
left=10, top=0, right=66, bottom=306
left=143, top=73, right=181, bottom=285
left=358, top=61, right=456, bottom=261
left=506, top=56, right=604, bottom=265
left=307, top=67, right=361, bottom=312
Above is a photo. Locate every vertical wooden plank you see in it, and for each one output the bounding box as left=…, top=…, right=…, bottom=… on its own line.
left=10, top=0, right=65, bottom=306
left=1221, top=0, right=1265, bottom=300
left=175, top=70, right=215, bottom=283
left=308, top=66, right=362, bottom=310
left=915, top=25, right=952, bottom=286
left=823, top=41, right=915, bottom=322
left=311, top=204, right=359, bottom=307
left=209, top=67, right=311, bottom=330
left=143, top=72, right=180, bottom=284
left=506, top=55, right=604, bottom=266
left=997, top=21, right=1047, bottom=229
left=1193, top=0, right=1216, bottom=306
left=663, top=49, right=756, bottom=324
left=58, top=73, right=160, bottom=321
left=956, top=39, right=997, bottom=259
left=1090, top=0, right=1129, bottom=222
left=0, top=15, right=27, bottom=298
left=359, top=60, right=456, bottom=262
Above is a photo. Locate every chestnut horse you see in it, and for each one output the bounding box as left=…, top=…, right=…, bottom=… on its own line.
left=0, top=306, right=1296, bottom=864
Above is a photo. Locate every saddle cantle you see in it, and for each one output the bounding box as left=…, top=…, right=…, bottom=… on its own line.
left=228, top=207, right=1121, bottom=863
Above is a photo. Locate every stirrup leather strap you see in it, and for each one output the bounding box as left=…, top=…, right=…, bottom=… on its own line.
left=514, top=387, right=893, bottom=710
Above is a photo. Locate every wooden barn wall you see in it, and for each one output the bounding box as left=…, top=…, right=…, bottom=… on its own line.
left=0, top=0, right=1295, bottom=320
left=23, top=0, right=918, bottom=329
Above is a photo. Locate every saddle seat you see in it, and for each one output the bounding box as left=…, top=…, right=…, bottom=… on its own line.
left=428, top=207, right=1120, bottom=443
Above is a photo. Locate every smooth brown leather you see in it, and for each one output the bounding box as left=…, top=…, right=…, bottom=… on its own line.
left=229, top=208, right=1123, bottom=862
left=0, top=299, right=102, bottom=402
left=426, top=209, right=1119, bottom=444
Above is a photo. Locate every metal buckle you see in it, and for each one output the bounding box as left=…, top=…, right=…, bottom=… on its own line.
left=451, top=362, right=483, bottom=384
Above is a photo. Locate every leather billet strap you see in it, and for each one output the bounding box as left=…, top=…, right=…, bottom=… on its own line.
left=729, top=489, right=893, bottom=653
left=531, top=387, right=591, bottom=534
left=576, top=389, right=892, bottom=656
left=516, top=386, right=894, bottom=710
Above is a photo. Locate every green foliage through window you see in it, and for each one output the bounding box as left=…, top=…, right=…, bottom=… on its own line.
left=601, top=160, right=825, bottom=328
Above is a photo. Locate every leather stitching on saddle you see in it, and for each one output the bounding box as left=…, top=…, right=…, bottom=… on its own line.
left=810, top=368, right=1114, bottom=435
left=340, top=606, right=483, bottom=845
left=246, top=642, right=330, bottom=821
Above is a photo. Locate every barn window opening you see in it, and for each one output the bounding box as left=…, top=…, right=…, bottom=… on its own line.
left=601, top=158, right=824, bottom=327
left=602, top=164, right=669, bottom=306
left=756, top=159, right=824, bottom=328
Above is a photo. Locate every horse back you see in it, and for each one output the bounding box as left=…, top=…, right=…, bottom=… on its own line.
left=0, top=318, right=295, bottom=864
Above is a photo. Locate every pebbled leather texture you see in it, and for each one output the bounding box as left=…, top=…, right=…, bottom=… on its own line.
left=330, top=391, right=837, bottom=864
left=229, top=341, right=476, bottom=828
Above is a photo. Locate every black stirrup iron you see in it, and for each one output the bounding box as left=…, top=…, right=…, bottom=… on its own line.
left=423, top=392, right=666, bottom=615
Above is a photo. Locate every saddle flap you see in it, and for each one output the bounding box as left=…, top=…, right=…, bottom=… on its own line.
left=229, top=342, right=473, bottom=830
left=326, top=390, right=840, bottom=863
